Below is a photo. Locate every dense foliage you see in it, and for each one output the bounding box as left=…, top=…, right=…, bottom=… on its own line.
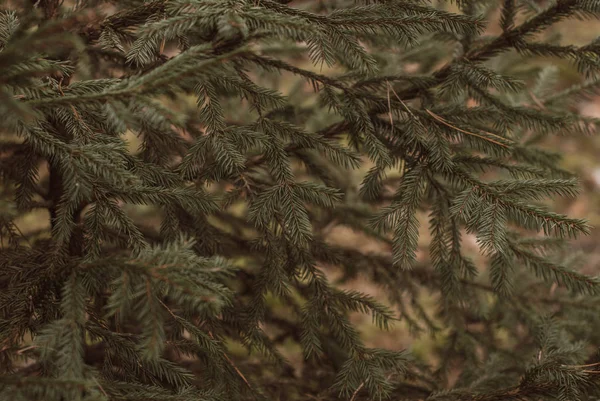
left=2, top=0, right=600, bottom=400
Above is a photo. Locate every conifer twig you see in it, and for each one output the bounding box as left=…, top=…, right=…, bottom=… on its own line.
left=425, top=109, right=510, bottom=148
left=207, top=331, right=252, bottom=390
left=92, top=377, right=108, bottom=397
left=565, top=362, right=600, bottom=369
left=158, top=299, right=252, bottom=389
left=389, top=82, right=419, bottom=121
left=349, top=381, right=365, bottom=401
left=386, top=81, right=394, bottom=129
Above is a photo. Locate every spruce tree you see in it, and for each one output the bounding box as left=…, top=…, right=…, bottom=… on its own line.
left=2, top=0, right=600, bottom=400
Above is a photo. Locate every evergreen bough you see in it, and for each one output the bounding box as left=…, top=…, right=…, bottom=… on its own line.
left=2, top=0, right=600, bottom=400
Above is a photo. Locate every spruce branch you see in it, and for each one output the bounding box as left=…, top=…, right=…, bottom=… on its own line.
left=2, top=1, right=600, bottom=400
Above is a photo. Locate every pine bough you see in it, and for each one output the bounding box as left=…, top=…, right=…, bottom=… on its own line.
left=2, top=0, right=600, bottom=400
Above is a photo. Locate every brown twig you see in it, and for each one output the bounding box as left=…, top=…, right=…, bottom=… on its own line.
left=565, top=361, right=600, bottom=369
left=386, top=81, right=394, bottom=129
left=16, top=345, right=37, bottom=355
left=208, top=331, right=252, bottom=390
left=425, top=109, right=510, bottom=148
left=350, top=381, right=365, bottom=401
left=528, top=91, right=546, bottom=110
left=158, top=300, right=253, bottom=391
left=92, top=377, right=108, bottom=397
left=389, top=83, right=419, bottom=122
